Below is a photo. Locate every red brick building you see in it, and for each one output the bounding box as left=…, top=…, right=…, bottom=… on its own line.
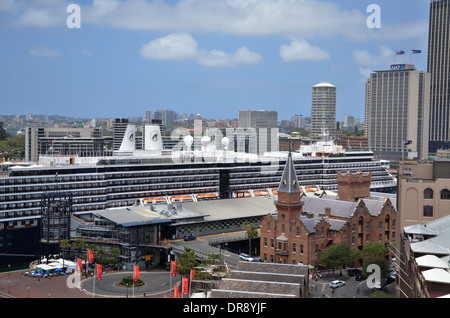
left=259, top=153, right=397, bottom=267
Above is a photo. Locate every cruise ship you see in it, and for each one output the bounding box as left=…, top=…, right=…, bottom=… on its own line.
left=0, top=126, right=396, bottom=266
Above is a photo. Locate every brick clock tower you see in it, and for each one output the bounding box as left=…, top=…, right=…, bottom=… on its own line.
left=262, top=152, right=304, bottom=264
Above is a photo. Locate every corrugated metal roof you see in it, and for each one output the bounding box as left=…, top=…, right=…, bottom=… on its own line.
left=422, top=268, right=450, bottom=284
left=415, top=255, right=449, bottom=269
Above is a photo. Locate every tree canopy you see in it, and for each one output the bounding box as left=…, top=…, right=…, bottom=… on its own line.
left=318, top=244, right=352, bottom=272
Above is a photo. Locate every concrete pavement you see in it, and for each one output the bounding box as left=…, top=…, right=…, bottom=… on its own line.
left=0, top=268, right=179, bottom=298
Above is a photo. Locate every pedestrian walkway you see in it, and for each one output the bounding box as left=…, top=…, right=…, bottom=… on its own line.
left=0, top=269, right=90, bottom=298
left=308, top=271, right=339, bottom=298
left=0, top=268, right=177, bottom=298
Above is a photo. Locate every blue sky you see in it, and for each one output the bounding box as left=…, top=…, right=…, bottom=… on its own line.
left=0, top=0, right=430, bottom=122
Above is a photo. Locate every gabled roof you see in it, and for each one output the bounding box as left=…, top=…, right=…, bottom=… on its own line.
left=301, top=196, right=356, bottom=218
left=277, top=151, right=301, bottom=194
left=422, top=268, right=450, bottom=284
left=415, top=255, right=449, bottom=269
left=404, top=224, right=437, bottom=236
left=410, top=240, right=449, bottom=256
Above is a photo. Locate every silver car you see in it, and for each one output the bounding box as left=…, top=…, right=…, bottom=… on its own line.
left=329, top=280, right=345, bottom=288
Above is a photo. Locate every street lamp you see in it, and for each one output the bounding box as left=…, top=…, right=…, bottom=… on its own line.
left=27, top=286, right=30, bottom=298
left=8, top=280, right=11, bottom=294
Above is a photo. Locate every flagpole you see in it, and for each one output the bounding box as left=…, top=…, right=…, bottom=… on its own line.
left=93, top=265, right=96, bottom=298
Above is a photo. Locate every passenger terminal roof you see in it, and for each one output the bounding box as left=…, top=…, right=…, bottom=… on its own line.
left=180, top=196, right=277, bottom=222
left=94, top=207, right=174, bottom=227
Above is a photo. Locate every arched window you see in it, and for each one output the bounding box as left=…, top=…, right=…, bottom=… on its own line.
left=424, top=188, right=433, bottom=199
left=441, top=189, right=450, bottom=200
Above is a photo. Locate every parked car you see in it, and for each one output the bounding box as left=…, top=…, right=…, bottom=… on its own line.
left=329, top=280, right=346, bottom=288
left=382, top=276, right=395, bottom=286
left=347, top=268, right=362, bottom=277
left=183, top=234, right=196, bottom=241
left=239, top=253, right=254, bottom=262
left=373, top=281, right=382, bottom=290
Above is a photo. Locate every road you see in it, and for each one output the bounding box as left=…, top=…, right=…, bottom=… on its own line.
left=80, top=271, right=181, bottom=298
left=172, top=232, right=244, bottom=266
left=308, top=273, right=397, bottom=298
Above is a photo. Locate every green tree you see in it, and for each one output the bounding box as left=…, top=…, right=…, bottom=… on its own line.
left=0, top=122, right=7, bottom=141
left=363, top=256, right=390, bottom=280
left=72, top=238, right=86, bottom=258
left=362, top=242, right=388, bottom=258
left=246, top=223, right=258, bottom=256
left=318, top=244, right=352, bottom=276
left=370, top=290, right=390, bottom=298
left=59, top=239, right=71, bottom=268
left=176, top=247, right=197, bottom=277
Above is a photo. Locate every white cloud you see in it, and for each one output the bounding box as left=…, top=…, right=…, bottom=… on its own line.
left=29, top=45, right=63, bottom=57
left=352, top=45, right=394, bottom=67
left=139, top=33, right=262, bottom=68
left=280, top=39, right=330, bottom=62
left=139, top=33, right=198, bottom=61
left=3, top=0, right=426, bottom=44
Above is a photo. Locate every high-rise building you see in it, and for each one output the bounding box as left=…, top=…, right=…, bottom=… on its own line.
left=310, top=82, right=336, bottom=140
left=343, top=115, right=355, bottom=128
left=153, top=110, right=178, bottom=126
left=291, top=115, right=306, bottom=128
left=428, top=0, right=450, bottom=153
left=364, top=79, right=371, bottom=137
left=145, top=110, right=152, bottom=123
left=366, top=64, right=430, bottom=162
left=238, top=110, right=278, bottom=153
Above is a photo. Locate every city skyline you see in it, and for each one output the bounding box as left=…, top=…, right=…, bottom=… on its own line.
left=0, top=0, right=429, bottom=121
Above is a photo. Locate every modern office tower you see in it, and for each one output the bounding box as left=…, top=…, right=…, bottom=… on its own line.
left=343, top=115, right=355, bottom=128
left=153, top=110, right=178, bottom=126
left=310, top=82, right=336, bottom=140
left=238, top=110, right=278, bottom=128
left=366, top=64, right=430, bottom=162
left=291, top=115, right=306, bottom=128
left=145, top=110, right=152, bottom=123
left=238, top=110, right=278, bottom=153
left=364, top=79, right=371, bottom=137
left=427, top=0, right=450, bottom=153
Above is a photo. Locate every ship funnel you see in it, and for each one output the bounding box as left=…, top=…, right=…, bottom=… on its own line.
left=119, top=124, right=136, bottom=152
left=144, top=125, right=163, bottom=152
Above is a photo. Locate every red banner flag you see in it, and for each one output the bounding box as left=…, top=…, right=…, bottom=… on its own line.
left=182, top=277, right=189, bottom=296
left=171, top=261, right=176, bottom=277
left=174, top=286, right=179, bottom=298
left=96, top=264, right=102, bottom=281
left=76, top=258, right=82, bottom=274
left=190, top=269, right=195, bottom=281
left=133, top=265, right=140, bottom=282
left=87, top=249, right=94, bottom=264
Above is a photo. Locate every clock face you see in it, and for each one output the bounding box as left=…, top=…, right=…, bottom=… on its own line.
left=128, top=130, right=135, bottom=142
